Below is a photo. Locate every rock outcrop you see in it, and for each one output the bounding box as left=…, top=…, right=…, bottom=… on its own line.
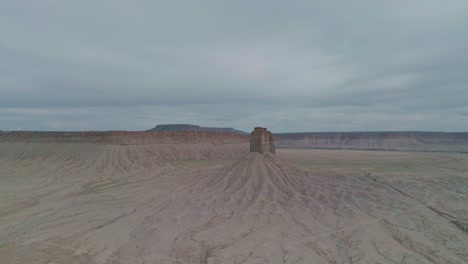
left=250, top=127, right=275, bottom=154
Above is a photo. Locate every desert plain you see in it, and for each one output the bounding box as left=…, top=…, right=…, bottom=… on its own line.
left=0, top=131, right=467, bottom=263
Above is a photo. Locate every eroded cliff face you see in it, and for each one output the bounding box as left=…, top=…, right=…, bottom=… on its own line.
left=250, top=127, right=276, bottom=154
left=274, top=132, right=468, bottom=152
left=0, top=131, right=250, bottom=161
left=0, top=131, right=248, bottom=144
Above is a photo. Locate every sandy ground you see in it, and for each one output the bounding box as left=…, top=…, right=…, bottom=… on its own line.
left=0, top=143, right=467, bottom=263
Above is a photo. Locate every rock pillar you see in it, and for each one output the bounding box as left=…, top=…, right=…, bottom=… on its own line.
left=250, top=127, right=275, bottom=154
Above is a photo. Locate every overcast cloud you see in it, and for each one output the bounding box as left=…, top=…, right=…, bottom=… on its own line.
left=1, top=0, right=467, bottom=132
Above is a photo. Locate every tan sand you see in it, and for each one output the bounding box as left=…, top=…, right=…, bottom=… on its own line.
left=0, top=142, right=467, bottom=263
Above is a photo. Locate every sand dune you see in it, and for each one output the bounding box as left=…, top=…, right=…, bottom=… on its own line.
left=0, top=140, right=467, bottom=263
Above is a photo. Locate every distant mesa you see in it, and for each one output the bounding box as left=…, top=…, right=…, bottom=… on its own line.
left=147, top=124, right=248, bottom=134
left=250, top=127, right=276, bottom=154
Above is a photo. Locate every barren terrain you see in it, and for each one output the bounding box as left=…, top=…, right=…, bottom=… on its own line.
left=275, top=132, right=468, bottom=152
left=0, top=132, right=467, bottom=263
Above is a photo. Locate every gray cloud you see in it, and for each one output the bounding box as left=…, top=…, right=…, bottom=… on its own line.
left=1, top=1, right=467, bottom=132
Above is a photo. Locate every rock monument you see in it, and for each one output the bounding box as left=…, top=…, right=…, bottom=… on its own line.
left=250, top=127, right=275, bottom=154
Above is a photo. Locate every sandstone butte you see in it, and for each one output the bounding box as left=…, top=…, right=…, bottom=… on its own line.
left=250, top=127, right=276, bottom=154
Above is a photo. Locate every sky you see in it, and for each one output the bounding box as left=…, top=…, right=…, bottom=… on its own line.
left=1, top=1, right=467, bottom=133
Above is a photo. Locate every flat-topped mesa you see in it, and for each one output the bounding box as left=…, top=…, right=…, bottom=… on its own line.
left=250, top=127, right=276, bottom=154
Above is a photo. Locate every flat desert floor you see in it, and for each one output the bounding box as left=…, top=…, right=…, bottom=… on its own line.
left=1, top=144, right=467, bottom=263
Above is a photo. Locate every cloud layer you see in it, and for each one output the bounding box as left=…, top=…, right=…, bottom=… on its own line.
left=1, top=1, right=467, bottom=132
